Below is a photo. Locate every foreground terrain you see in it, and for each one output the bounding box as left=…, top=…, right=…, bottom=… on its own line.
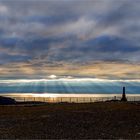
left=0, top=102, right=140, bottom=139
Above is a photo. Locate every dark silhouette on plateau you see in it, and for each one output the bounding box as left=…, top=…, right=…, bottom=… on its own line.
left=0, top=96, right=16, bottom=105
left=121, top=87, right=127, bottom=101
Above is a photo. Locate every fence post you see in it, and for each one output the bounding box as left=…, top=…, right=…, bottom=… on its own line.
left=83, top=97, right=85, bottom=103
left=77, top=98, right=78, bottom=103
left=90, top=97, right=91, bottom=103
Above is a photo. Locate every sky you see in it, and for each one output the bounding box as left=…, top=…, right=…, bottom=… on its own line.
left=0, top=0, right=140, bottom=79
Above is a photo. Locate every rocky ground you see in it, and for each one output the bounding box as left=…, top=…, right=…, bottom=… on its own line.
left=0, top=102, right=140, bottom=139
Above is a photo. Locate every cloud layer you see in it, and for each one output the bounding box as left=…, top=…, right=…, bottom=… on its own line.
left=0, top=0, right=140, bottom=79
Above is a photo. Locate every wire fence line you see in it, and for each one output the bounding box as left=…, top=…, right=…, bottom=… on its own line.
left=9, top=96, right=140, bottom=103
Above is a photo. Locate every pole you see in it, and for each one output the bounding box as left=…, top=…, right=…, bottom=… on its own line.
left=77, top=98, right=78, bottom=103
left=90, top=97, right=92, bottom=103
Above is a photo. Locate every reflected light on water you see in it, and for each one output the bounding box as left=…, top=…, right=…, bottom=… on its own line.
left=0, top=78, right=140, bottom=84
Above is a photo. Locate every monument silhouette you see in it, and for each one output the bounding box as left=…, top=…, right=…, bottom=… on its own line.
left=121, top=87, right=127, bottom=101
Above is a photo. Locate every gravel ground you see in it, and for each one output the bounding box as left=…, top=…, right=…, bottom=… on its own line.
left=0, top=102, right=140, bottom=139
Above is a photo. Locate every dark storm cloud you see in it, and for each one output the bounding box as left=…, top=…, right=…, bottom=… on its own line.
left=0, top=52, right=31, bottom=64
left=42, top=35, right=140, bottom=63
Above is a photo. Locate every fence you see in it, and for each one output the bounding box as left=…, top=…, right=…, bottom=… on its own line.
left=8, top=96, right=140, bottom=103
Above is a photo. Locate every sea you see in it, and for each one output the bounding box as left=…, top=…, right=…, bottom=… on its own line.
left=0, top=78, right=140, bottom=102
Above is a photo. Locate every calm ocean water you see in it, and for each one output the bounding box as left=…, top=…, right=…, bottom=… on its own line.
left=0, top=79, right=139, bottom=94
